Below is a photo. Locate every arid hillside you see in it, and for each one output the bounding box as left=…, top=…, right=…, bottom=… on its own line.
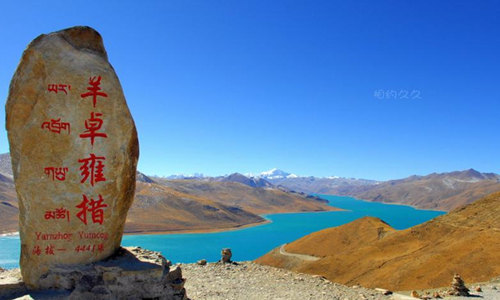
left=343, top=169, right=500, bottom=210
left=0, top=166, right=336, bottom=234
left=256, top=191, right=500, bottom=291
left=127, top=177, right=335, bottom=233
left=155, top=178, right=334, bottom=215
left=0, top=173, right=18, bottom=233
left=270, top=169, right=500, bottom=211
left=125, top=181, right=264, bottom=233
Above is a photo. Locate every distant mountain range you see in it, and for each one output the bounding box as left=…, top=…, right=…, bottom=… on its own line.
left=330, top=169, right=500, bottom=210
left=256, top=191, right=500, bottom=291
left=1, top=152, right=500, bottom=234
left=0, top=154, right=335, bottom=234
left=159, top=167, right=500, bottom=211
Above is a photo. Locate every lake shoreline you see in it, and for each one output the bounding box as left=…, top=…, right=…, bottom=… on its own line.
left=322, top=194, right=448, bottom=213
left=0, top=196, right=445, bottom=270
left=0, top=208, right=344, bottom=237
left=0, top=197, right=445, bottom=238
left=123, top=218, right=272, bottom=236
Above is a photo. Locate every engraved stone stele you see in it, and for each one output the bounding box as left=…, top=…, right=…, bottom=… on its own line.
left=5, top=26, right=139, bottom=288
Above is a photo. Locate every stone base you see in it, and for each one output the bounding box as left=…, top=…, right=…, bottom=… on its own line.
left=0, top=247, right=187, bottom=300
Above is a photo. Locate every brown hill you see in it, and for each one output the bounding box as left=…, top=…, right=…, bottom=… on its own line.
left=256, top=191, right=500, bottom=291
left=0, top=173, right=18, bottom=234
left=332, top=169, right=500, bottom=211
left=213, top=173, right=273, bottom=188
left=0, top=169, right=335, bottom=234
left=154, top=178, right=335, bottom=214
left=125, top=181, right=265, bottom=233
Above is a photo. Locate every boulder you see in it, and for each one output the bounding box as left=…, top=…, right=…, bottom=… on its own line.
left=5, top=26, right=139, bottom=287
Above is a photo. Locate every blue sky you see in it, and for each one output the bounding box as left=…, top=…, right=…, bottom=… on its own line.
left=1, top=1, right=499, bottom=180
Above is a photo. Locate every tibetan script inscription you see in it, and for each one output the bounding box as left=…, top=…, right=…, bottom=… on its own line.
left=41, top=118, right=71, bottom=134
left=47, top=84, right=71, bottom=94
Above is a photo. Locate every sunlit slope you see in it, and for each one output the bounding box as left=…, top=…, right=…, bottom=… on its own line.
left=256, top=191, right=500, bottom=291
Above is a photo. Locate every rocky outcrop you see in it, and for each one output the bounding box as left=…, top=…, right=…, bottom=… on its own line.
left=5, top=26, right=138, bottom=287
left=448, top=274, right=469, bottom=296
left=0, top=247, right=187, bottom=299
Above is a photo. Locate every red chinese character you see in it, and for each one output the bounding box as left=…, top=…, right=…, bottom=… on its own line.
left=45, top=245, right=55, bottom=255
left=78, top=154, right=106, bottom=186
left=79, top=112, right=107, bottom=146
left=32, top=245, right=42, bottom=256
left=97, top=243, right=104, bottom=253
left=76, top=194, right=108, bottom=225
left=80, top=76, right=108, bottom=108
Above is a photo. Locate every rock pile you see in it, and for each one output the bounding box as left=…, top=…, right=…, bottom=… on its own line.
left=221, top=248, right=232, bottom=263
left=0, top=247, right=187, bottom=299
left=448, top=273, right=470, bottom=296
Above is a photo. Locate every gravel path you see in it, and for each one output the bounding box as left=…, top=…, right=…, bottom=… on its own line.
left=279, top=244, right=320, bottom=261
left=181, top=261, right=392, bottom=300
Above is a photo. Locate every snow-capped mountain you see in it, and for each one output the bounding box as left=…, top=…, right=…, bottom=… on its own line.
left=259, top=168, right=298, bottom=179
left=166, top=173, right=205, bottom=180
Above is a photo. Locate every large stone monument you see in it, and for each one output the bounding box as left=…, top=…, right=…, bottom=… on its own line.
left=5, top=26, right=139, bottom=288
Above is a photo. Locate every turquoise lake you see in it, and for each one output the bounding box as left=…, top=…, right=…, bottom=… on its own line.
left=0, top=195, right=445, bottom=269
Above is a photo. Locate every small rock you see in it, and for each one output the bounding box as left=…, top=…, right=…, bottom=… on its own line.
left=375, top=288, right=392, bottom=295
left=475, top=286, right=482, bottom=292
left=220, top=248, right=232, bottom=263
left=432, top=291, right=442, bottom=298
left=410, top=290, right=420, bottom=298
left=197, top=259, right=207, bottom=266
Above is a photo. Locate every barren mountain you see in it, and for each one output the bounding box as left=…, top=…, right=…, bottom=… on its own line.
left=0, top=154, right=336, bottom=234
left=256, top=191, right=500, bottom=291
left=154, top=178, right=334, bottom=215
left=339, top=169, right=500, bottom=210
left=270, top=169, right=500, bottom=211
left=0, top=173, right=18, bottom=234
left=269, top=176, right=378, bottom=195
left=0, top=153, right=12, bottom=176
left=212, top=173, right=273, bottom=188
left=126, top=181, right=265, bottom=233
